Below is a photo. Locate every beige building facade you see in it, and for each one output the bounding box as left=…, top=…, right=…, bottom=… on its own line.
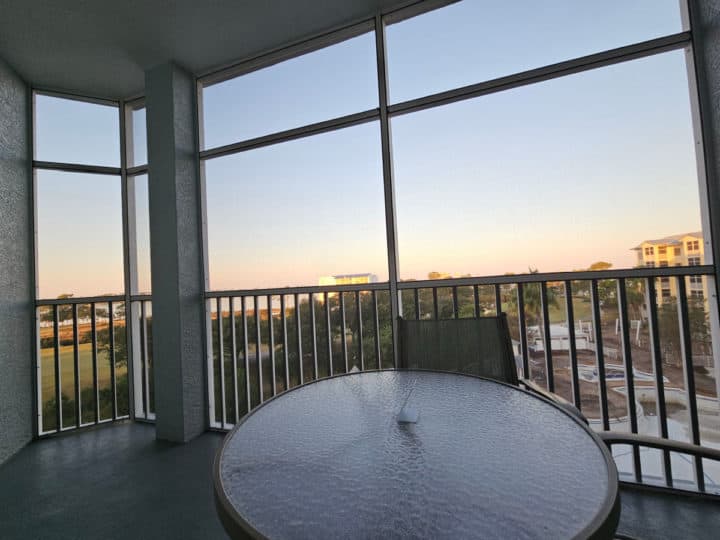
left=632, top=232, right=706, bottom=303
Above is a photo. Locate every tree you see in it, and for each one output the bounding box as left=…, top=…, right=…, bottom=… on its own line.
left=506, top=268, right=558, bottom=373
left=39, top=294, right=100, bottom=323
left=588, top=261, right=613, bottom=271
left=655, top=296, right=709, bottom=366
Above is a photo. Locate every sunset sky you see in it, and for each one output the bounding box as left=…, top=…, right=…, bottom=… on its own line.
left=34, top=0, right=702, bottom=297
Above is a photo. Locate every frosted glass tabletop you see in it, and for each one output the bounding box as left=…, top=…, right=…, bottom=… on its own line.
left=214, top=370, right=619, bottom=539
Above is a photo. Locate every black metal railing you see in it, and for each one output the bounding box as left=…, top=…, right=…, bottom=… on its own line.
left=35, top=295, right=152, bottom=435
left=205, top=283, right=393, bottom=427
left=207, top=266, right=720, bottom=495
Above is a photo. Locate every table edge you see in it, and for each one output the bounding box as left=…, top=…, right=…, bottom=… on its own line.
left=212, top=368, right=620, bottom=540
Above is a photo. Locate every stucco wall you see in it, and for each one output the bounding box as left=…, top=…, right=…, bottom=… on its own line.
left=0, top=57, right=33, bottom=464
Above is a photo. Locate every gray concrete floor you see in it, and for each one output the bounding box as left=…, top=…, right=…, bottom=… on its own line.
left=1, top=421, right=718, bottom=539
left=0, top=422, right=228, bottom=539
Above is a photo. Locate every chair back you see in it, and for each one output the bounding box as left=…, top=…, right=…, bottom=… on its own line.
left=398, top=315, right=519, bottom=385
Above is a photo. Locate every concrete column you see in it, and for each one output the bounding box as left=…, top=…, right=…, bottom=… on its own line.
left=145, top=63, right=206, bottom=442
left=0, top=58, right=33, bottom=464
left=688, top=2, right=720, bottom=399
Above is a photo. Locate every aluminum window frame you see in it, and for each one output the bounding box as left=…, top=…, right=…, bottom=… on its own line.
left=195, top=0, right=719, bottom=430
left=31, top=89, right=152, bottom=434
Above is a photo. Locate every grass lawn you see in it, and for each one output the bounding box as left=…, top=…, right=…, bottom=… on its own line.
left=548, top=296, right=593, bottom=324
left=40, top=343, right=126, bottom=402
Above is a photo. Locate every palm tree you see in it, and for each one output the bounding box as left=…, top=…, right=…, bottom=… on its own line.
left=508, top=269, right=558, bottom=371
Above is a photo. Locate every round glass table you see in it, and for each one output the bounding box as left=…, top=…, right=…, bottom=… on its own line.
left=214, top=370, right=619, bottom=539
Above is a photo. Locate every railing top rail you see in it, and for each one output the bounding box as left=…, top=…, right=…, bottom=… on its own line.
left=36, top=295, right=126, bottom=305
left=395, top=265, right=715, bottom=289
left=36, top=294, right=151, bottom=305
left=204, top=265, right=714, bottom=298
left=205, top=282, right=390, bottom=298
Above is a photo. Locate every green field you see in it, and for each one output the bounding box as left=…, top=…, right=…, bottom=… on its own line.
left=39, top=343, right=125, bottom=399
left=39, top=343, right=128, bottom=429
left=548, top=296, right=593, bottom=324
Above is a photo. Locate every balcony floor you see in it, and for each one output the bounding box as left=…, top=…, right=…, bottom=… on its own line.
left=0, top=422, right=227, bottom=539
left=1, top=421, right=718, bottom=539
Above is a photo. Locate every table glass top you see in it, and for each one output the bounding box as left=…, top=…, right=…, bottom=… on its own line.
left=219, top=370, right=613, bottom=539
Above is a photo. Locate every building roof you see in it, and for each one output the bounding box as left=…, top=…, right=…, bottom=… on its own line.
left=631, top=231, right=702, bottom=250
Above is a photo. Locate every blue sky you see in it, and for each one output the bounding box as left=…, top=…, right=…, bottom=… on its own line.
left=34, top=0, right=701, bottom=296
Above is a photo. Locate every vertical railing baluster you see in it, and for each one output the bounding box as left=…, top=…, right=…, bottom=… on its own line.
left=53, top=304, right=61, bottom=431
left=413, top=288, right=420, bottom=320
left=590, top=280, right=610, bottom=431
left=676, top=276, right=705, bottom=492
left=325, top=292, right=333, bottom=376
left=517, top=284, right=529, bottom=379
left=217, top=297, right=227, bottom=427
left=473, top=285, right=480, bottom=318
left=373, top=290, right=381, bottom=369
left=646, top=278, right=673, bottom=487
left=356, top=291, right=364, bottom=371
left=432, top=287, right=439, bottom=319
left=230, top=297, right=239, bottom=424
left=452, top=286, right=459, bottom=319
left=617, top=278, right=642, bottom=482
left=564, top=281, right=581, bottom=410
left=495, top=285, right=502, bottom=316
left=241, top=296, right=251, bottom=413
left=109, top=301, right=117, bottom=420
left=72, top=304, right=80, bottom=427
left=281, top=295, right=289, bottom=390
left=140, top=300, right=150, bottom=418
left=91, top=303, right=99, bottom=424
left=340, top=293, right=348, bottom=373
left=309, top=293, right=318, bottom=380
left=267, top=295, right=276, bottom=397
left=139, top=300, right=148, bottom=419
left=254, top=296, right=263, bottom=403
left=295, top=293, right=303, bottom=384
left=540, top=282, right=554, bottom=392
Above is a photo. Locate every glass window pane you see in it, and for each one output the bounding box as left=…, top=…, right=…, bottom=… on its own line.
left=36, top=170, right=124, bottom=298
left=386, top=0, right=683, bottom=104
left=392, top=51, right=702, bottom=281
left=131, top=174, right=151, bottom=294
left=127, top=104, right=147, bottom=167
left=201, top=32, right=378, bottom=149
left=204, top=122, right=387, bottom=290
left=35, top=94, right=120, bottom=166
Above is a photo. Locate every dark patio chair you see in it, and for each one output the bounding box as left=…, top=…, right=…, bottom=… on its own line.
left=397, top=314, right=587, bottom=423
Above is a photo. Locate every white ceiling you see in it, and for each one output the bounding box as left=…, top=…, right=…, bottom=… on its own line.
left=0, top=0, right=416, bottom=99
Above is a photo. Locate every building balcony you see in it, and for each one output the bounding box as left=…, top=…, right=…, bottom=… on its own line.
left=5, top=266, right=717, bottom=538
left=3, top=1, right=720, bottom=538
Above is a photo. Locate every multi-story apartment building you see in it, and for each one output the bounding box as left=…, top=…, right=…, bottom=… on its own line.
left=632, top=232, right=706, bottom=303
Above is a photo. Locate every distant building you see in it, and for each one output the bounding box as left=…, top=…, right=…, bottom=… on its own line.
left=632, top=232, right=706, bottom=303
left=318, top=273, right=378, bottom=286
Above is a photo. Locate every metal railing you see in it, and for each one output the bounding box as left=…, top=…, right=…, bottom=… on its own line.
left=207, top=266, right=720, bottom=494
left=205, top=283, right=393, bottom=428
left=35, top=295, right=153, bottom=435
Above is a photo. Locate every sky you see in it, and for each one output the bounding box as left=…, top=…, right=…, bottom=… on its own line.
left=34, top=0, right=702, bottom=297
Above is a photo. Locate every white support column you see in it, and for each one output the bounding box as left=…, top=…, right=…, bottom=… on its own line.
left=145, top=62, right=206, bottom=442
